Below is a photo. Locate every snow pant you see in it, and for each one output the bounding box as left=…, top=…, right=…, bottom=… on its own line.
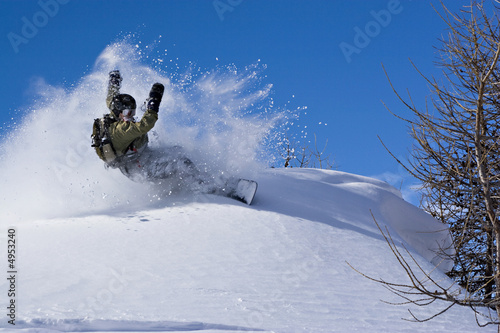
left=112, top=146, right=238, bottom=195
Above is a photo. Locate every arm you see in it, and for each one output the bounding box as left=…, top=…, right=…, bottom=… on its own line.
left=106, top=70, right=122, bottom=110
left=117, top=82, right=163, bottom=136
left=110, top=109, right=158, bottom=154
left=116, top=109, right=158, bottom=138
left=109, top=83, right=164, bottom=153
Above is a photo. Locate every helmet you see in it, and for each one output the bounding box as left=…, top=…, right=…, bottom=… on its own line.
left=111, top=94, right=137, bottom=119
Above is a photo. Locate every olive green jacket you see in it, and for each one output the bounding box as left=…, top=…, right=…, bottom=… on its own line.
left=106, top=85, right=158, bottom=155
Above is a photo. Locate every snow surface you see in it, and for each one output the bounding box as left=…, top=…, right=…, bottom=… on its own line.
left=0, top=41, right=496, bottom=332
left=0, top=168, right=495, bottom=332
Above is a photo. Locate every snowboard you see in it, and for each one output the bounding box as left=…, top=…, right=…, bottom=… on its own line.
left=228, top=179, right=258, bottom=205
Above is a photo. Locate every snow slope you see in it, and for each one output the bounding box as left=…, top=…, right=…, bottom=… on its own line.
left=0, top=168, right=494, bottom=333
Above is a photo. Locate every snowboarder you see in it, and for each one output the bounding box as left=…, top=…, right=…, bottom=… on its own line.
left=102, top=70, right=198, bottom=184
left=92, top=70, right=257, bottom=204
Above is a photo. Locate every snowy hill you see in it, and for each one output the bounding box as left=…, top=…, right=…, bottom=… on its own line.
left=0, top=41, right=495, bottom=332
left=0, top=168, right=493, bottom=333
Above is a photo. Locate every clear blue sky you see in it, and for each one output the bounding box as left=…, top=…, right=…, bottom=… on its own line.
left=0, top=0, right=471, bottom=202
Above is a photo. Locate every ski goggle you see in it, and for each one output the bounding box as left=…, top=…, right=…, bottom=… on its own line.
left=122, top=108, right=136, bottom=118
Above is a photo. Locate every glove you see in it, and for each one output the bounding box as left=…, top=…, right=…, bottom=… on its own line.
left=109, top=70, right=122, bottom=88
left=147, top=83, right=164, bottom=112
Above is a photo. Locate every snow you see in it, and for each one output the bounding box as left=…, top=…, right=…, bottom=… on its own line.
left=0, top=168, right=494, bottom=332
left=0, top=41, right=496, bottom=332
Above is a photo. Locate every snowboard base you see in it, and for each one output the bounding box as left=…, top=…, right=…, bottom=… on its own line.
left=228, top=179, right=258, bottom=205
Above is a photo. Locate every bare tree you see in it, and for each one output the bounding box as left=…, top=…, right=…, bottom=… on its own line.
left=375, top=0, right=500, bottom=327
left=277, top=132, right=335, bottom=169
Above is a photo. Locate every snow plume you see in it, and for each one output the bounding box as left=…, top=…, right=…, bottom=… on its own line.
left=0, top=41, right=286, bottom=222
